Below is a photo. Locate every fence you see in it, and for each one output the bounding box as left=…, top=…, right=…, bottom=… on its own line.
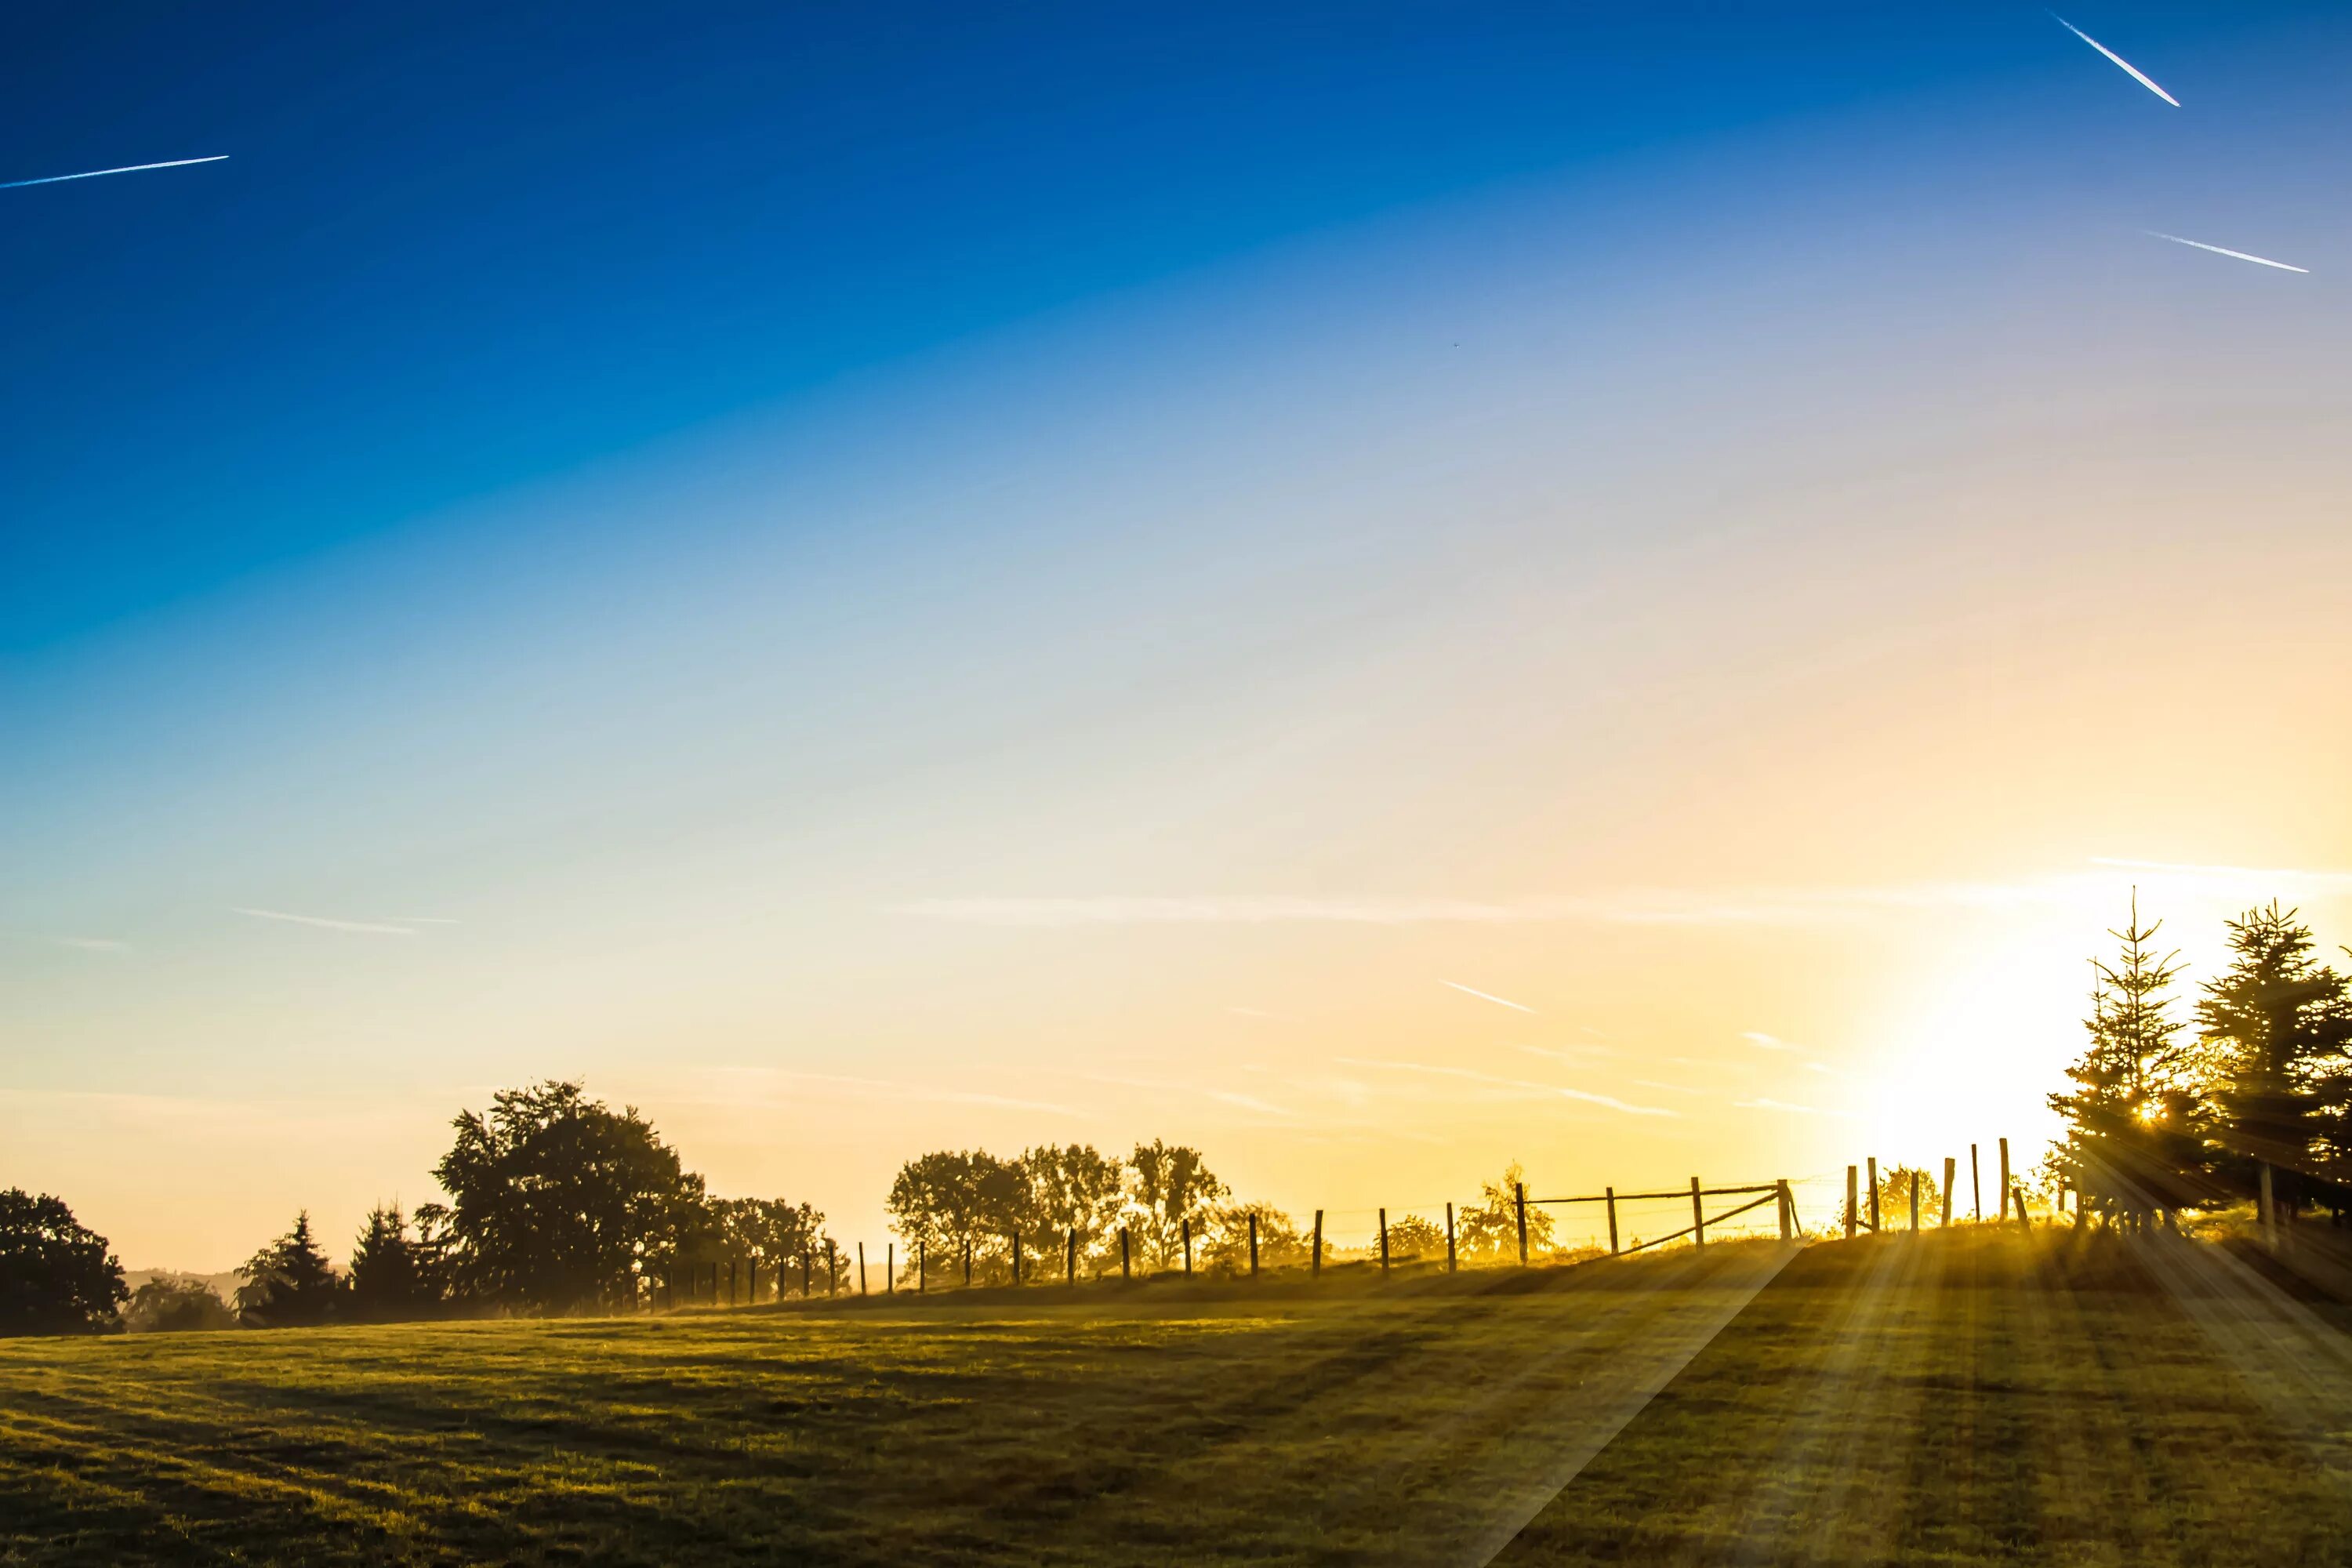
left=1833, top=1137, right=2049, bottom=1239
left=641, top=1171, right=1829, bottom=1311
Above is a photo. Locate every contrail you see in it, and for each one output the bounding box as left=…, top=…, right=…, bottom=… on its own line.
left=1443, top=979, right=1537, bottom=1014
left=2049, top=14, right=2180, bottom=107
left=2148, top=231, right=2310, bottom=274
left=228, top=906, right=416, bottom=935
left=1, top=154, right=228, bottom=191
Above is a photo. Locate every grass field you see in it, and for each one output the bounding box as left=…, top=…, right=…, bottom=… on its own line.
left=5, top=1232, right=2350, bottom=1565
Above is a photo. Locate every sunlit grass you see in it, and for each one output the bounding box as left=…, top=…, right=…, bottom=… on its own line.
left=2, top=1232, right=2346, bottom=1565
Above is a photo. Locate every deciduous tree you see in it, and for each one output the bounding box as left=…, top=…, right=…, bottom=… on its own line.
left=0, top=1189, right=126, bottom=1337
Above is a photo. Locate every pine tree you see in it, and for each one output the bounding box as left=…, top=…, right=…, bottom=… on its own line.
left=348, top=1203, right=436, bottom=1321
left=2050, top=892, right=2200, bottom=1225
left=2197, top=902, right=2352, bottom=1220
left=236, top=1210, right=345, bottom=1327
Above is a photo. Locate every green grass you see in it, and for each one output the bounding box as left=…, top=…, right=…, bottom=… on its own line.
left=3, top=1233, right=2347, bottom=1565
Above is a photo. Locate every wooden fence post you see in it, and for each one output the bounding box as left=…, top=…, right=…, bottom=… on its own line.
left=1691, top=1177, right=1706, bottom=1248
left=2260, top=1162, right=2278, bottom=1250
left=731, top=1259, right=740, bottom=1307
left=1066, top=1227, right=1077, bottom=1286
left=1777, top=1179, right=1793, bottom=1243
left=1312, top=1210, right=1323, bottom=1277
left=1379, top=1208, right=1390, bottom=1274
left=1867, top=1157, right=1879, bottom=1232
left=1446, top=1201, right=1457, bottom=1273
left=1846, top=1166, right=1858, bottom=1240
left=1248, top=1213, right=1259, bottom=1279
left=1120, top=1226, right=1131, bottom=1279
left=1942, top=1156, right=1956, bottom=1227
left=963, top=1240, right=972, bottom=1288
left=919, top=1241, right=926, bottom=1294
left=1515, top=1181, right=1528, bottom=1265
left=1971, top=1143, right=1981, bottom=1221
left=1998, top=1138, right=2012, bottom=1222
left=1012, top=1231, right=1022, bottom=1287
left=828, top=1243, right=838, bottom=1298
left=1909, top=1171, right=1920, bottom=1232
left=750, top=1258, right=759, bottom=1305
left=1606, top=1187, right=1619, bottom=1254
left=887, top=1243, right=895, bottom=1294
left=2014, top=1184, right=2031, bottom=1232
left=858, top=1243, right=867, bottom=1297
left=1182, top=1218, right=1192, bottom=1276
left=802, top=1250, right=812, bottom=1299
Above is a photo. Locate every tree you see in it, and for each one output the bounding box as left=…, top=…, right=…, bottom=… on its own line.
left=419, top=1081, right=710, bottom=1313
left=237, top=1210, right=345, bottom=1327
left=348, top=1204, right=440, bottom=1321
left=1125, top=1141, right=1229, bottom=1270
left=886, top=1150, right=1022, bottom=1282
left=1457, top=1163, right=1554, bottom=1259
left=1015, top=1145, right=1125, bottom=1265
left=124, top=1273, right=238, bottom=1334
left=710, top=1197, right=829, bottom=1294
left=2198, top=903, right=2352, bottom=1217
left=0, top=1189, right=127, bottom=1336
left=1838, top=1164, right=1940, bottom=1233
left=1200, top=1203, right=1308, bottom=1272
left=1377, top=1213, right=1447, bottom=1261
left=2049, top=894, right=2207, bottom=1223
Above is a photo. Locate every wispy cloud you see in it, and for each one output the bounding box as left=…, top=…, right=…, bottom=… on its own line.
left=895, top=880, right=2078, bottom=930
left=1335, top=1057, right=1675, bottom=1118
left=1518, top=1042, right=1617, bottom=1062
left=2049, top=15, right=2179, bottom=106
left=1084, top=1072, right=1298, bottom=1120
left=229, top=907, right=419, bottom=935
left=2, top=154, right=229, bottom=191
left=2089, top=857, right=2352, bottom=888
left=706, top=1067, right=1084, bottom=1118
left=1443, top=979, right=1536, bottom=1014
left=1737, top=1097, right=1853, bottom=1118
left=2147, top=233, right=2309, bottom=274
left=1740, top=1031, right=1791, bottom=1051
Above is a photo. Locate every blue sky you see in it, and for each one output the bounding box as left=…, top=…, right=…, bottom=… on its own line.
left=7, top=0, right=2313, bottom=642
left=9, top=2, right=2352, bottom=1265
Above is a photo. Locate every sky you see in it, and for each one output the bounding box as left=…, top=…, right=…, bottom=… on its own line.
left=7, top=2, right=2352, bottom=1269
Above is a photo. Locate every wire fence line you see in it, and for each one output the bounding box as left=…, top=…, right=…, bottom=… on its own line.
left=641, top=1137, right=2048, bottom=1310
left=643, top=1171, right=1856, bottom=1311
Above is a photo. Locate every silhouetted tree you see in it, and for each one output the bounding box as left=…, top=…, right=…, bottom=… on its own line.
left=419, top=1081, right=708, bottom=1312
left=2050, top=894, right=2207, bottom=1225
left=1377, top=1213, right=1447, bottom=1261
left=1457, top=1163, right=1554, bottom=1258
left=1125, top=1141, right=1228, bottom=1269
left=1016, top=1144, right=1124, bottom=1266
left=124, top=1273, right=238, bottom=1334
left=348, top=1203, right=440, bottom=1320
left=237, top=1210, right=345, bottom=1327
left=2198, top=903, right=2352, bottom=1218
left=1200, top=1203, right=1308, bottom=1272
left=886, top=1150, right=1021, bottom=1282
left=1838, top=1164, right=1939, bottom=1233
left=710, top=1197, right=828, bottom=1295
left=0, top=1189, right=127, bottom=1337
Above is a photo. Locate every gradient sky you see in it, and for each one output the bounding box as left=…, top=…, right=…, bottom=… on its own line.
left=8, top=2, right=2352, bottom=1269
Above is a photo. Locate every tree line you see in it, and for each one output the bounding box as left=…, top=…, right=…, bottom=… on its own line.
left=2051, top=895, right=2352, bottom=1229
left=2, top=1076, right=1559, bottom=1336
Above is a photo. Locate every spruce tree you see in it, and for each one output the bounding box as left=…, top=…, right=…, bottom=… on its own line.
left=2197, top=902, right=2352, bottom=1219
left=348, top=1203, right=435, bottom=1321
left=236, top=1210, right=345, bottom=1327
left=2050, top=892, right=2199, bottom=1224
